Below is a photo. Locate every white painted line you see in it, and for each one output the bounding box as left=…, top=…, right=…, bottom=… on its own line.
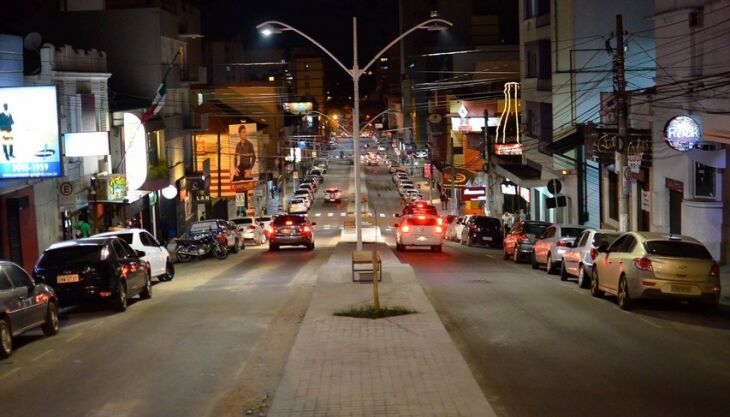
left=0, top=367, right=20, bottom=381
left=327, top=213, right=334, bottom=217
left=340, top=212, right=346, bottom=216
left=572, top=289, right=584, bottom=294
left=379, top=213, right=386, bottom=217
left=66, top=332, right=84, bottom=343
left=32, top=349, right=53, bottom=362
left=639, top=317, right=663, bottom=329
left=314, top=213, right=322, bottom=217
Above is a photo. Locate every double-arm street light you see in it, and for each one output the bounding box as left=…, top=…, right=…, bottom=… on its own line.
left=310, top=108, right=398, bottom=138
left=258, top=17, right=452, bottom=250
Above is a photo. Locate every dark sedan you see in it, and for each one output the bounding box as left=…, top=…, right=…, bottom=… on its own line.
left=34, top=237, right=151, bottom=312
left=268, top=215, right=316, bottom=251
left=1, top=261, right=59, bottom=358
left=460, top=216, right=503, bottom=248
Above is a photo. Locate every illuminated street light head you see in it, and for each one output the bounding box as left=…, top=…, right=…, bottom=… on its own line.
left=256, top=22, right=284, bottom=36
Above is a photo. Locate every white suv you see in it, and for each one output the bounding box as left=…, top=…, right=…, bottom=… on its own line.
left=394, top=215, right=444, bottom=252
left=93, top=228, right=174, bottom=281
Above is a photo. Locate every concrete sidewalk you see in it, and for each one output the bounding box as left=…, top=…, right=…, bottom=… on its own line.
left=267, top=242, right=497, bottom=417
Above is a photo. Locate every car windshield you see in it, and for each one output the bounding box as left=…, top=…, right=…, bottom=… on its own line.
left=232, top=218, right=253, bottom=225
left=561, top=227, right=585, bottom=238
left=592, top=233, right=620, bottom=247
left=523, top=223, right=548, bottom=235
left=190, top=221, right=218, bottom=232
left=644, top=241, right=712, bottom=259
left=273, top=216, right=306, bottom=226
left=38, top=246, right=103, bottom=267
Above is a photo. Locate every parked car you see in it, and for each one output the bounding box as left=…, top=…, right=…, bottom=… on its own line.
left=560, top=229, right=621, bottom=287
left=294, top=190, right=313, bottom=208
left=188, top=219, right=243, bottom=253
left=453, top=215, right=474, bottom=242
left=503, top=221, right=551, bottom=263
left=288, top=198, right=308, bottom=214
left=93, top=228, right=174, bottom=281
left=395, top=214, right=444, bottom=252
left=268, top=215, right=316, bottom=251
left=532, top=224, right=587, bottom=274
left=309, top=168, right=324, bottom=181
left=445, top=216, right=462, bottom=241
left=34, top=237, right=151, bottom=311
left=1, top=261, right=59, bottom=358
left=231, top=217, right=267, bottom=245
left=256, top=216, right=274, bottom=238
left=325, top=187, right=342, bottom=203
left=460, top=216, right=503, bottom=248
left=591, top=232, right=721, bottom=310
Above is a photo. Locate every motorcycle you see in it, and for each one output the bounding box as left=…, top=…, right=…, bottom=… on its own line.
left=175, top=232, right=228, bottom=262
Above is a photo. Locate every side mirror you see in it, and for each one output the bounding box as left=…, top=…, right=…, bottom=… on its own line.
left=135, top=250, right=146, bottom=258
left=597, top=242, right=610, bottom=253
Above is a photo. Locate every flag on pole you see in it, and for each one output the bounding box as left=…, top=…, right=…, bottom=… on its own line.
left=140, top=50, right=180, bottom=124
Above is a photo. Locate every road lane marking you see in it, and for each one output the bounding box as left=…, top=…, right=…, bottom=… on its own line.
left=327, top=213, right=334, bottom=217
left=66, top=332, right=85, bottom=343
left=379, top=213, right=386, bottom=217
left=340, top=212, right=346, bottom=216
left=484, top=254, right=494, bottom=259
left=315, top=213, right=322, bottom=217
left=32, top=349, right=53, bottom=362
left=639, top=317, right=663, bottom=328
left=0, top=367, right=20, bottom=381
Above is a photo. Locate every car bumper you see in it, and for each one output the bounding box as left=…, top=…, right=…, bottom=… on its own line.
left=399, top=236, right=442, bottom=246
left=242, top=232, right=256, bottom=239
left=631, top=278, right=721, bottom=303
left=515, top=243, right=535, bottom=255
left=52, top=282, right=116, bottom=306
left=270, top=235, right=313, bottom=246
left=469, top=233, right=502, bottom=245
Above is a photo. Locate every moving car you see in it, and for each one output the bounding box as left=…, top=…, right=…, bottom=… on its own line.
left=188, top=219, right=242, bottom=253
left=93, top=228, right=174, bottom=281
left=502, top=221, right=551, bottom=263
left=560, top=229, right=621, bottom=287
left=401, top=201, right=439, bottom=217
left=532, top=224, right=587, bottom=274
left=591, top=232, right=721, bottom=310
left=460, top=216, right=503, bottom=248
left=231, top=217, right=267, bottom=245
left=34, top=237, right=151, bottom=311
left=288, top=198, right=308, bottom=214
left=268, top=215, right=316, bottom=251
left=1, top=261, right=59, bottom=358
left=325, top=187, right=342, bottom=203
left=395, top=214, right=444, bottom=252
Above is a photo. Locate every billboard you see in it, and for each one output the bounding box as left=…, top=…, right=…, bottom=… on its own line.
left=283, top=102, right=313, bottom=115
left=63, top=131, right=110, bottom=157
left=194, top=122, right=257, bottom=198
left=0, top=86, right=61, bottom=179
left=123, top=113, right=147, bottom=191
left=229, top=123, right=259, bottom=183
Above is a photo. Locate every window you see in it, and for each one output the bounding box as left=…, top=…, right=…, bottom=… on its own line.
left=118, top=240, right=138, bottom=258
left=112, top=233, right=134, bottom=245
left=544, top=227, right=555, bottom=238
left=111, top=240, right=128, bottom=259
left=38, top=246, right=102, bottom=267
left=6, top=264, right=32, bottom=288
left=525, top=50, right=537, bottom=78
left=644, top=241, right=711, bottom=259
left=140, top=232, right=158, bottom=247
left=0, top=271, right=12, bottom=291
left=608, top=235, right=627, bottom=252
left=608, top=170, right=618, bottom=220
left=561, top=227, right=585, bottom=238
left=593, top=233, right=620, bottom=248
left=575, top=231, right=589, bottom=247
left=611, top=235, right=636, bottom=253
left=694, top=144, right=716, bottom=198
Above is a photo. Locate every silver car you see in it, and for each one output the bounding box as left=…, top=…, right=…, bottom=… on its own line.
left=532, top=224, right=587, bottom=274
left=560, top=229, right=621, bottom=288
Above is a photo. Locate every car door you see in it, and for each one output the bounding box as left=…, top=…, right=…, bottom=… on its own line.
left=5, top=264, right=45, bottom=329
left=0, top=268, right=25, bottom=332
left=140, top=232, right=165, bottom=276
left=601, top=235, right=633, bottom=293
left=113, top=240, right=143, bottom=293
left=535, top=227, right=555, bottom=263
left=563, top=231, right=584, bottom=275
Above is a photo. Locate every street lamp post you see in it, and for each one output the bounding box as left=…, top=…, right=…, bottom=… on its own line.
left=258, top=17, right=452, bottom=250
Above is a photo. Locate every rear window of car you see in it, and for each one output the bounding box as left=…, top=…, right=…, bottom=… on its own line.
left=592, top=233, right=620, bottom=247
left=474, top=217, right=501, bottom=227
left=104, top=233, right=133, bottom=244
left=38, top=246, right=103, bottom=267
left=190, top=221, right=218, bottom=232
left=232, top=218, right=253, bottom=225
left=523, top=223, right=548, bottom=235
left=273, top=216, right=306, bottom=226
left=561, top=227, right=585, bottom=238
left=295, top=190, right=309, bottom=194
left=404, top=216, right=439, bottom=226
left=256, top=217, right=271, bottom=222
left=644, top=241, right=712, bottom=259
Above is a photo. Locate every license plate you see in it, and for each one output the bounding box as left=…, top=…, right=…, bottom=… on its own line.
left=669, top=284, right=695, bottom=294
left=281, top=229, right=291, bottom=235
left=482, top=236, right=493, bottom=241
left=57, top=274, right=80, bottom=284
left=417, top=236, right=427, bottom=241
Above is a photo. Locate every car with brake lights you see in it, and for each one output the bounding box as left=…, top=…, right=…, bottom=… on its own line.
left=591, top=232, right=721, bottom=310
left=503, top=221, right=551, bottom=263
left=324, top=187, right=342, bottom=203
left=267, top=215, right=316, bottom=251
left=394, top=214, right=444, bottom=252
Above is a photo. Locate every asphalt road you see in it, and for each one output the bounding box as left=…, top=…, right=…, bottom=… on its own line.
left=366, top=160, right=730, bottom=417
left=0, top=160, right=353, bottom=417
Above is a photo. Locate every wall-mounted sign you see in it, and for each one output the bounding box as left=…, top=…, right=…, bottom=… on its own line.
left=450, top=117, right=499, bottom=132
left=96, top=174, right=127, bottom=201
left=501, top=181, right=517, bottom=195
left=462, top=187, right=486, bottom=201
left=282, top=102, right=313, bottom=115
left=63, top=131, right=110, bottom=157
left=0, top=86, right=61, bottom=179
left=494, top=143, right=523, bottom=156
left=123, top=113, right=147, bottom=191
left=520, top=187, right=531, bottom=203
left=441, top=168, right=475, bottom=188
left=664, top=115, right=701, bottom=152
left=59, top=181, right=74, bottom=197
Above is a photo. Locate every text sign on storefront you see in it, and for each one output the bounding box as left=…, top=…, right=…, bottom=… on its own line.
left=664, top=115, right=701, bottom=152
left=461, top=187, right=486, bottom=201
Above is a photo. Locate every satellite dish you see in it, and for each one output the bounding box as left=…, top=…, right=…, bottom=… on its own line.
left=23, top=32, right=42, bottom=51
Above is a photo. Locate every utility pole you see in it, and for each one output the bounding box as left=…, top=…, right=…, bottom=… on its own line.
left=615, top=14, right=630, bottom=232
left=484, top=110, right=493, bottom=216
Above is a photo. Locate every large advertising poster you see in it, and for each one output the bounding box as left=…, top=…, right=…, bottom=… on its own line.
left=228, top=123, right=258, bottom=184
left=0, top=86, right=61, bottom=179
left=194, top=122, right=257, bottom=198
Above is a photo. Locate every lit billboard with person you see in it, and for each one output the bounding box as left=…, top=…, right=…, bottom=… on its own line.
left=0, top=86, right=61, bottom=179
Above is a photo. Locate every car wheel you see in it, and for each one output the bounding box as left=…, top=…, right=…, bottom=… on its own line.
left=140, top=273, right=152, bottom=300
left=307, top=242, right=315, bottom=251
left=0, top=318, right=11, bottom=359
left=269, top=244, right=279, bottom=252
left=617, top=275, right=633, bottom=310
left=161, top=259, right=175, bottom=282
left=546, top=254, right=555, bottom=274
left=531, top=252, right=539, bottom=269
left=513, top=249, right=520, bottom=264
left=577, top=265, right=588, bottom=289
left=42, top=301, right=60, bottom=336
left=590, top=269, right=604, bottom=298
left=503, top=249, right=509, bottom=260
left=231, top=239, right=240, bottom=253
left=435, top=245, right=442, bottom=253
left=112, top=281, right=128, bottom=312
left=560, top=261, right=568, bottom=281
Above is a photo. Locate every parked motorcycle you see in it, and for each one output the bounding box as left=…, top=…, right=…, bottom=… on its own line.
left=175, top=232, right=228, bottom=262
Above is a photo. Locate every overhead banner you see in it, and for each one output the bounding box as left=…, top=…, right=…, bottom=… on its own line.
left=0, top=86, right=61, bottom=179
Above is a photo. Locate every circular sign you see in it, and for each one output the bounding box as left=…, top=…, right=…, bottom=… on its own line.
left=664, top=115, right=701, bottom=152
left=59, top=181, right=74, bottom=197
left=547, top=179, right=562, bottom=195
left=428, top=113, right=442, bottom=124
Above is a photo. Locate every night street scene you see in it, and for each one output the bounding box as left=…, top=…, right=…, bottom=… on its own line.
left=1, top=0, right=730, bottom=416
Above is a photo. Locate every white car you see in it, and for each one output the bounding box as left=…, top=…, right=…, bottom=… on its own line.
left=231, top=217, right=267, bottom=245
left=415, top=150, right=428, bottom=158
left=532, top=224, right=588, bottom=274
left=394, top=214, right=444, bottom=252
left=324, top=187, right=342, bottom=203
left=93, top=228, right=174, bottom=281
left=399, top=184, right=416, bottom=196
left=453, top=215, right=474, bottom=241
left=289, top=198, right=308, bottom=214
left=294, top=190, right=313, bottom=208
left=256, top=216, right=274, bottom=239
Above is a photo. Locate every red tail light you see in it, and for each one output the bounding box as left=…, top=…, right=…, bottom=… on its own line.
left=633, top=257, right=653, bottom=272
left=301, top=225, right=312, bottom=233
left=216, top=235, right=227, bottom=245
left=401, top=225, right=410, bottom=233
left=556, top=240, right=572, bottom=247
left=267, top=226, right=275, bottom=235
left=518, top=234, right=529, bottom=243
left=436, top=217, right=443, bottom=225
left=590, top=247, right=598, bottom=260
left=710, top=262, right=720, bottom=278
left=435, top=226, right=443, bottom=233
left=246, top=225, right=256, bottom=231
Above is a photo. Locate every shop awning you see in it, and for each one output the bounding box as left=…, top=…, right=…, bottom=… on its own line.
left=494, top=163, right=553, bottom=189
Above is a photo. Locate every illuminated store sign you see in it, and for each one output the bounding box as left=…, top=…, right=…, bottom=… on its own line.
left=123, top=113, right=148, bottom=191
left=450, top=117, right=499, bottom=132
left=664, top=115, right=701, bottom=152
left=494, top=143, right=523, bottom=155
left=0, top=86, right=61, bottom=179
left=64, top=131, right=110, bottom=157
left=283, top=102, right=313, bottom=115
